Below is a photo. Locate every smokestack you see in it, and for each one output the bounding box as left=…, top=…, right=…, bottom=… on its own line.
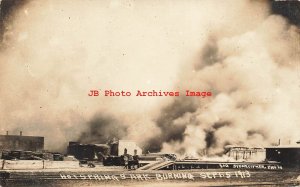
left=6, top=131, right=8, bottom=135
left=20, top=131, right=22, bottom=136
left=278, top=139, right=281, bottom=146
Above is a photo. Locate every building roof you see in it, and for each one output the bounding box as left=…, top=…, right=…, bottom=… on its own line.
left=0, top=134, right=44, bottom=138
left=265, top=145, right=300, bottom=149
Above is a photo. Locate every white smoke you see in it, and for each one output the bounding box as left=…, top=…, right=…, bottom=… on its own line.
left=0, top=0, right=299, bottom=155
left=160, top=14, right=300, bottom=156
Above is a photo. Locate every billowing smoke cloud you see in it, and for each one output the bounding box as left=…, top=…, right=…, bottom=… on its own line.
left=0, top=0, right=299, bottom=156
left=153, top=13, right=300, bottom=156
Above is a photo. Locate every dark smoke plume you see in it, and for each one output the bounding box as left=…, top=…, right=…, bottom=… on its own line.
left=78, top=114, right=128, bottom=144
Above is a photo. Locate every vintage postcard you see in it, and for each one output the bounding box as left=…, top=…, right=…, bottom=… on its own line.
left=0, top=0, right=299, bottom=186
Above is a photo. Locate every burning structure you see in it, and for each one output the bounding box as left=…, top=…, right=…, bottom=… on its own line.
left=224, top=145, right=265, bottom=162
left=67, top=142, right=110, bottom=161
left=67, top=139, right=142, bottom=161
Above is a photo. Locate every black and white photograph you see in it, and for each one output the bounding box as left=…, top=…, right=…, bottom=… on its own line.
left=0, top=0, right=299, bottom=186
